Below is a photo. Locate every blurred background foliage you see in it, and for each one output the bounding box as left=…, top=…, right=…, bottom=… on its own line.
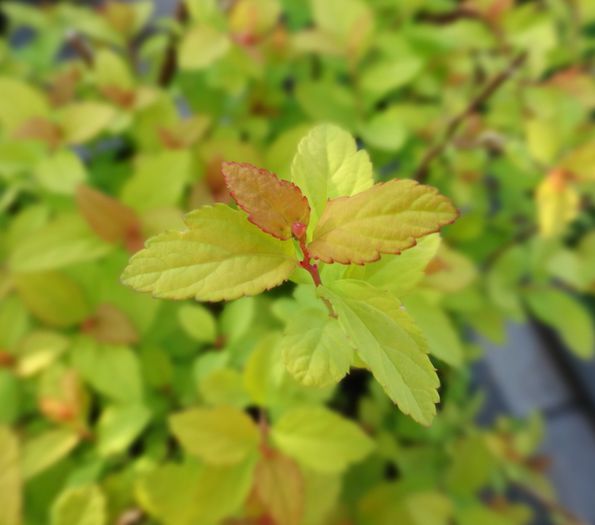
left=0, top=0, right=594, bottom=524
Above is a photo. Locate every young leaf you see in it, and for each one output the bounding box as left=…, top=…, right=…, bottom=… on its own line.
left=254, top=449, right=305, bottom=525
left=223, top=161, right=310, bottom=240
left=321, top=280, right=439, bottom=425
left=345, top=233, right=441, bottom=296
left=22, top=428, right=79, bottom=480
left=14, top=271, right=90, bottom=328
left=137, top=459, right=255, bottom=525
left=402, top=295, right=464, bottom=367
left=0, top=426, right=21, bottom=525
left=97, top=403, right=151, bottom=457
left=50, top=485, right=106, bottom=525
left=536, top=170, right=579, bottom=238
left=271, top=406, right=374, bottom=473
left=178, top=304, right=217, bottom=344
left=121, top=205, right=297, bottom=302
left=309, top=179, right=458, bottom=264
left=178, top=25, right=231, bottom=70
left=280, top=308, right=353, bottom=387
left=169, top=405, right=260, bottom=465
left=291, top=124, right=373, bottom=228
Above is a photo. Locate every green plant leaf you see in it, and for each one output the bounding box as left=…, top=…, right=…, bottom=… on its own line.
left=56, top=102, right=115, bottom=145
left=9, top=214, right=112, bottom=273
left=223, top=161, right=310, bottom=240
left=345, top=233, right=441, bottom=296
left=34, top=149, right=87, bottom=195
left=0, top=77, right=48, bottom=133
left=271, top=405, right=374, bottom=473
left=361, top=56, right=423, bottom=99
left=121, top=205, right=297, bottom=302
left=402, top=295, right=464, bottom=367
left=22, top=428, right=79, bottom=480
left=178, top=25, right=230, bottom=70
left=291, top=124, right=373, bottom=229
left=137, top=459, right=255, bottom=525
left=169, top=405, right=260, bottom=465
left=280, top=308, right=353, bottom=387
left=309, top=179, right=458, bottom=264
left=72, top=339, right=144, bottom=403
left=525, top=288, right=594, bottom=358
left=321, top=280, right=439, bottom=425
left=178, top=304, right=217, bottom=344
left=14, top=272, right=90, bottom=328
left=50, top=485, right=106, bottom=525
left=97, top=403, right=151, bottom=457
left=0, top=426, right=22, bottom=525
left=254, top=449, right=305, bottom=525
left=121, top=150, right=192, bottom=212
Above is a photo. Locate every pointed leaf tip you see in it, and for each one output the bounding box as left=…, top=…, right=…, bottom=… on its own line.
left=223, top=161, right=311, bottom=240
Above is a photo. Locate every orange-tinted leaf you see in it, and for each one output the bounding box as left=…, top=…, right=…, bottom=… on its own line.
left=223, top=162, right=310, bottom=240
left=254, top=450, right=304, bottom=525
left=81, top=304, right=139, bottom=345
left=308, top=179, right=458, bottom=264
left=76, top=184, right=142, bottom=250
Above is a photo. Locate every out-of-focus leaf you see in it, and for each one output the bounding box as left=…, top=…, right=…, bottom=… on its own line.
left=14, top=272, right=90, bottom=328
left=34, top=149, right=87, bottom=195
left=0, top=77, right=48, bottom=133
left=254, top=449, right=304, bottom=525
left=21, top=428, right=79, bottom=480
left=178, top=304, right=217, bottom=344
left=97, top=403, right=151, bottom=457
left=169, top=405, right=260, bottom=465
left=56, top=102, right=116, bottom=145
left=271, top=405, right=374, bottom=473
left=536, top=170, right=579, bottom=238
left=50, top=485, right=106, bottom=525
left=0, top=426, right=22, bottom=525
left=9, top=214, right=112, bottom=273
left=178, top=25, right=230, bottom=70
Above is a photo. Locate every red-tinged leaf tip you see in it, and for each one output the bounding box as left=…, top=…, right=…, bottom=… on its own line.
left=222, top=161, right=311, bottom=240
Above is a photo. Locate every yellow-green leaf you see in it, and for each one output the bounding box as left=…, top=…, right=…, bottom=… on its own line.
left=14, top=271, right=90, bottom=328
left=178, top=25, right=230, bottom=70
left=291, top=124, right=373, bottom=229
left=280, top=308, right=353, bottom=387
left=309, top=179, right=458, bottom=264
left=121, top=205, right=297, bottom=302
left=169, top=405, right=260, bottom=465
left=21, top=428, right=79, bottom=480
left=271, top=405, right=374, bottom=473
left=345, top=233, right=441, bottom=296
left=223, top=161, right=310, bottom=240
left=321, top=280, right=439, bottom=425
left=56, top=102, right=116, bottom=145
left=34, top=149, right=87, bottom=195
left=50, top=485, right=106, bottom=525
left=0, top=426, right=21, bottom=525
left=0, top=77, right=48, bottom=133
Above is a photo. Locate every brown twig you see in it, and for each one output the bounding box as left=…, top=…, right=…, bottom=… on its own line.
left=414, top=51, right=527, bottom=183
left=158, top=1, right=188, bottom=87
left=66, top=31, right=94, bottom=67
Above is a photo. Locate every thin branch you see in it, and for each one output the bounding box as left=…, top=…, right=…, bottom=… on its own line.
left=158, top=1, right=188, bottom=87
left=414, top=51, right=527, bottom=183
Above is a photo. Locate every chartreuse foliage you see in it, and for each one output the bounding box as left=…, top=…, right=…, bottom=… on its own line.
left=1, top=1, right=593, bottom=524
left=123, top=124, right=458, bottom=425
